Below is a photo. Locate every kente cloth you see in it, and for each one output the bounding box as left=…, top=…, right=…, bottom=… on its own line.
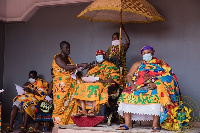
left=107, top=44, right=127, bottom=75
left=13, top=78, right=48, bottom=119
left=118, top=57, right=191, bottom=131
left=52, top=53, right=78, bottom=126
left=74, top=60, right=122, bottom=112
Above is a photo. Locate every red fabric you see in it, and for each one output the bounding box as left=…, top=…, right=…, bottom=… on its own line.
left=71, top=116, right=104, bottom=127
left=96, top=50, right=106, bottom=56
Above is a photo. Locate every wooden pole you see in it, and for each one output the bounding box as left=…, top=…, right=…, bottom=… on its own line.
left=119, top=9, right=122, bottom=53
left=119, top=9, right=123, bottom=75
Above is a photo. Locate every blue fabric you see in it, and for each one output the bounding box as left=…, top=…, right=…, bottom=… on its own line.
left=122, top=125, right=129, bottom=130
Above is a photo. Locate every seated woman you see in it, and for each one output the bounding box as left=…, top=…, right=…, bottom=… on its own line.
left=73, top=50, right=122, bottom=116
left=117, top=46, right=191, bottom=131
left=6, top=70, right=48, bottom=133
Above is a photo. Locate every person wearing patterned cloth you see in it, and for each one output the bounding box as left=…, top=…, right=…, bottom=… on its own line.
left=73, top=50, right=122, bottom=117
left=52, top=41, right=88, bottom=126
left=6, top=70, right=48, bottom=132
left=117, top=46, right=191, bottom=131
left=106, top=23, right=130, bottom=76
left=106, top=23, right=130, bottom=125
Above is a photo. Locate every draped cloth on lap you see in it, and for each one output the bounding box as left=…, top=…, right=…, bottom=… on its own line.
left=74, top=60, right=122, bottom=113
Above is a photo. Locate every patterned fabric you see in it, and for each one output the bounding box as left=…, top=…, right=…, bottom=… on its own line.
left=108, top=43, right=128, bottom=75
left=96, top=50, right=106, bottom=56
left=118, top=57, right=191, bottom=131
left=77, top=0, right=165, bottom=24
left=13, top=79, right=48, bottom=119
left=52, top=53, right=78, bottom=126
left=74, top=60, right=122, bottom=112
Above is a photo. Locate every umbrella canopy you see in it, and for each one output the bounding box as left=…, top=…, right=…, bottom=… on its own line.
left=78, top=0, right=165, bottom=24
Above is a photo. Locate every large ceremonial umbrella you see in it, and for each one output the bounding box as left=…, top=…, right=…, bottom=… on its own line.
left=78, top=0, right=164, bottom=51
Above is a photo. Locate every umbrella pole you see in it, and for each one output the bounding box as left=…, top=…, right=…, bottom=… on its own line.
left=119, top=9, right=123, bottom=75
left=119, top=9, right=122, bottom=53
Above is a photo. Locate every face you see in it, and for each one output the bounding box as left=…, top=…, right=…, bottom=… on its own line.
left=112, top=34, right=119, bottom=41
left=141, top=49, right=153, bottom=56
left=96, top=53, right=105, bottom=63
left=61, top=43, right=70, bottom=55
left=29, top=73, right=37, bottom=83
left=96, top=53, right=105, bottom=59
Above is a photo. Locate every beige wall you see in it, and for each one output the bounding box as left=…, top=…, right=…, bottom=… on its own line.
left=2, top=0, right=200, bottom=123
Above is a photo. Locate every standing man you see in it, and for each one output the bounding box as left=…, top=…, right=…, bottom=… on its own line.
left=52, top=41, right=88, bottom=126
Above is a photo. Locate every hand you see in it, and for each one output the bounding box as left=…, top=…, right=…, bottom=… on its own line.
left=97, top=79, right=103, bottom=83
left=148, top=83, right=157, bottom=90
left=23, top=87, right=32, bottom=93
left=131, top=84, right=137, bottom=91
left=82, top=63, right=90, bottom=69
left=143, top=73, right=151, bottom=81
left=119, top=22, right=123, bottom=28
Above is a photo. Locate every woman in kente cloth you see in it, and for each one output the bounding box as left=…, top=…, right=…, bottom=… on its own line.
left=117, top=46, right=191, bottom=131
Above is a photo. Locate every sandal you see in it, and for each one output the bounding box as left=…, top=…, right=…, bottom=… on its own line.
left=152, top=127, right=160, bottom=132
left=5, top=127, right=13, bottom=132
left=19, top=127, right=27, bottom=133
left=87, top=110, right=95, bottom=117
left=74, top=110, right=85, bottom=117
left=28, top=127, right=39, bottom=133
left=116, top=125, right=129, bottom=130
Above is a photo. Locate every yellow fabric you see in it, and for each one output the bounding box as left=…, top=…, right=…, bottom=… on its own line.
left=13, top=78, right=48, bottom=119
left=52, top=53, right=78, bottom=126
left=77, top=0, right=164, bottom=24
left=74, top=82, right=106, bottom=110
left=74, top=60, right=122, bottom=112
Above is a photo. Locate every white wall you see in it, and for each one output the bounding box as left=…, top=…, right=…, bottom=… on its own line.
left=2, top=0, right=200, bottom=122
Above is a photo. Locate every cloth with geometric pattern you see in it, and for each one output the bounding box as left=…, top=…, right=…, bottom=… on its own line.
left=108, top=43, right=128, bottom=75
left=52, top=53, right=78, bottom=126
left=74, top=60, right=122, bottom=113
left=77, top=0, right=164, bottom=24
left=13, top=78, right=48, bottom=119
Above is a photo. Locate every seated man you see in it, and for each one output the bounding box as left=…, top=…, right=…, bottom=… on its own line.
left=6, top=70, right=48, bottom=133
left=117, top=46, right=191, bottom=131
left=73, top=50, right=122, bottom=116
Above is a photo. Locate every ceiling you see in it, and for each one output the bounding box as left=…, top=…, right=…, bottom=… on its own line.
left=0, top=0, right=94, bottom=22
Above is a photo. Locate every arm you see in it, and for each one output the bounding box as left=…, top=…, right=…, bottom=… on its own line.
left=120, top=23, right=130, bottom=53
left=22, top=82, right=32, bottom=93
left=126, top=62, right=140, bottom=90
left=47, top=81, right=53, bottom=97
left=55, top=55, right=88, bottom=71
left=98, top=78, right=115, bottom=83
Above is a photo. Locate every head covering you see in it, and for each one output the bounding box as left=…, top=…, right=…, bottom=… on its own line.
left=141, top=45, right=155, bottom=54
left=96, top=50, right=106, bottom=56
